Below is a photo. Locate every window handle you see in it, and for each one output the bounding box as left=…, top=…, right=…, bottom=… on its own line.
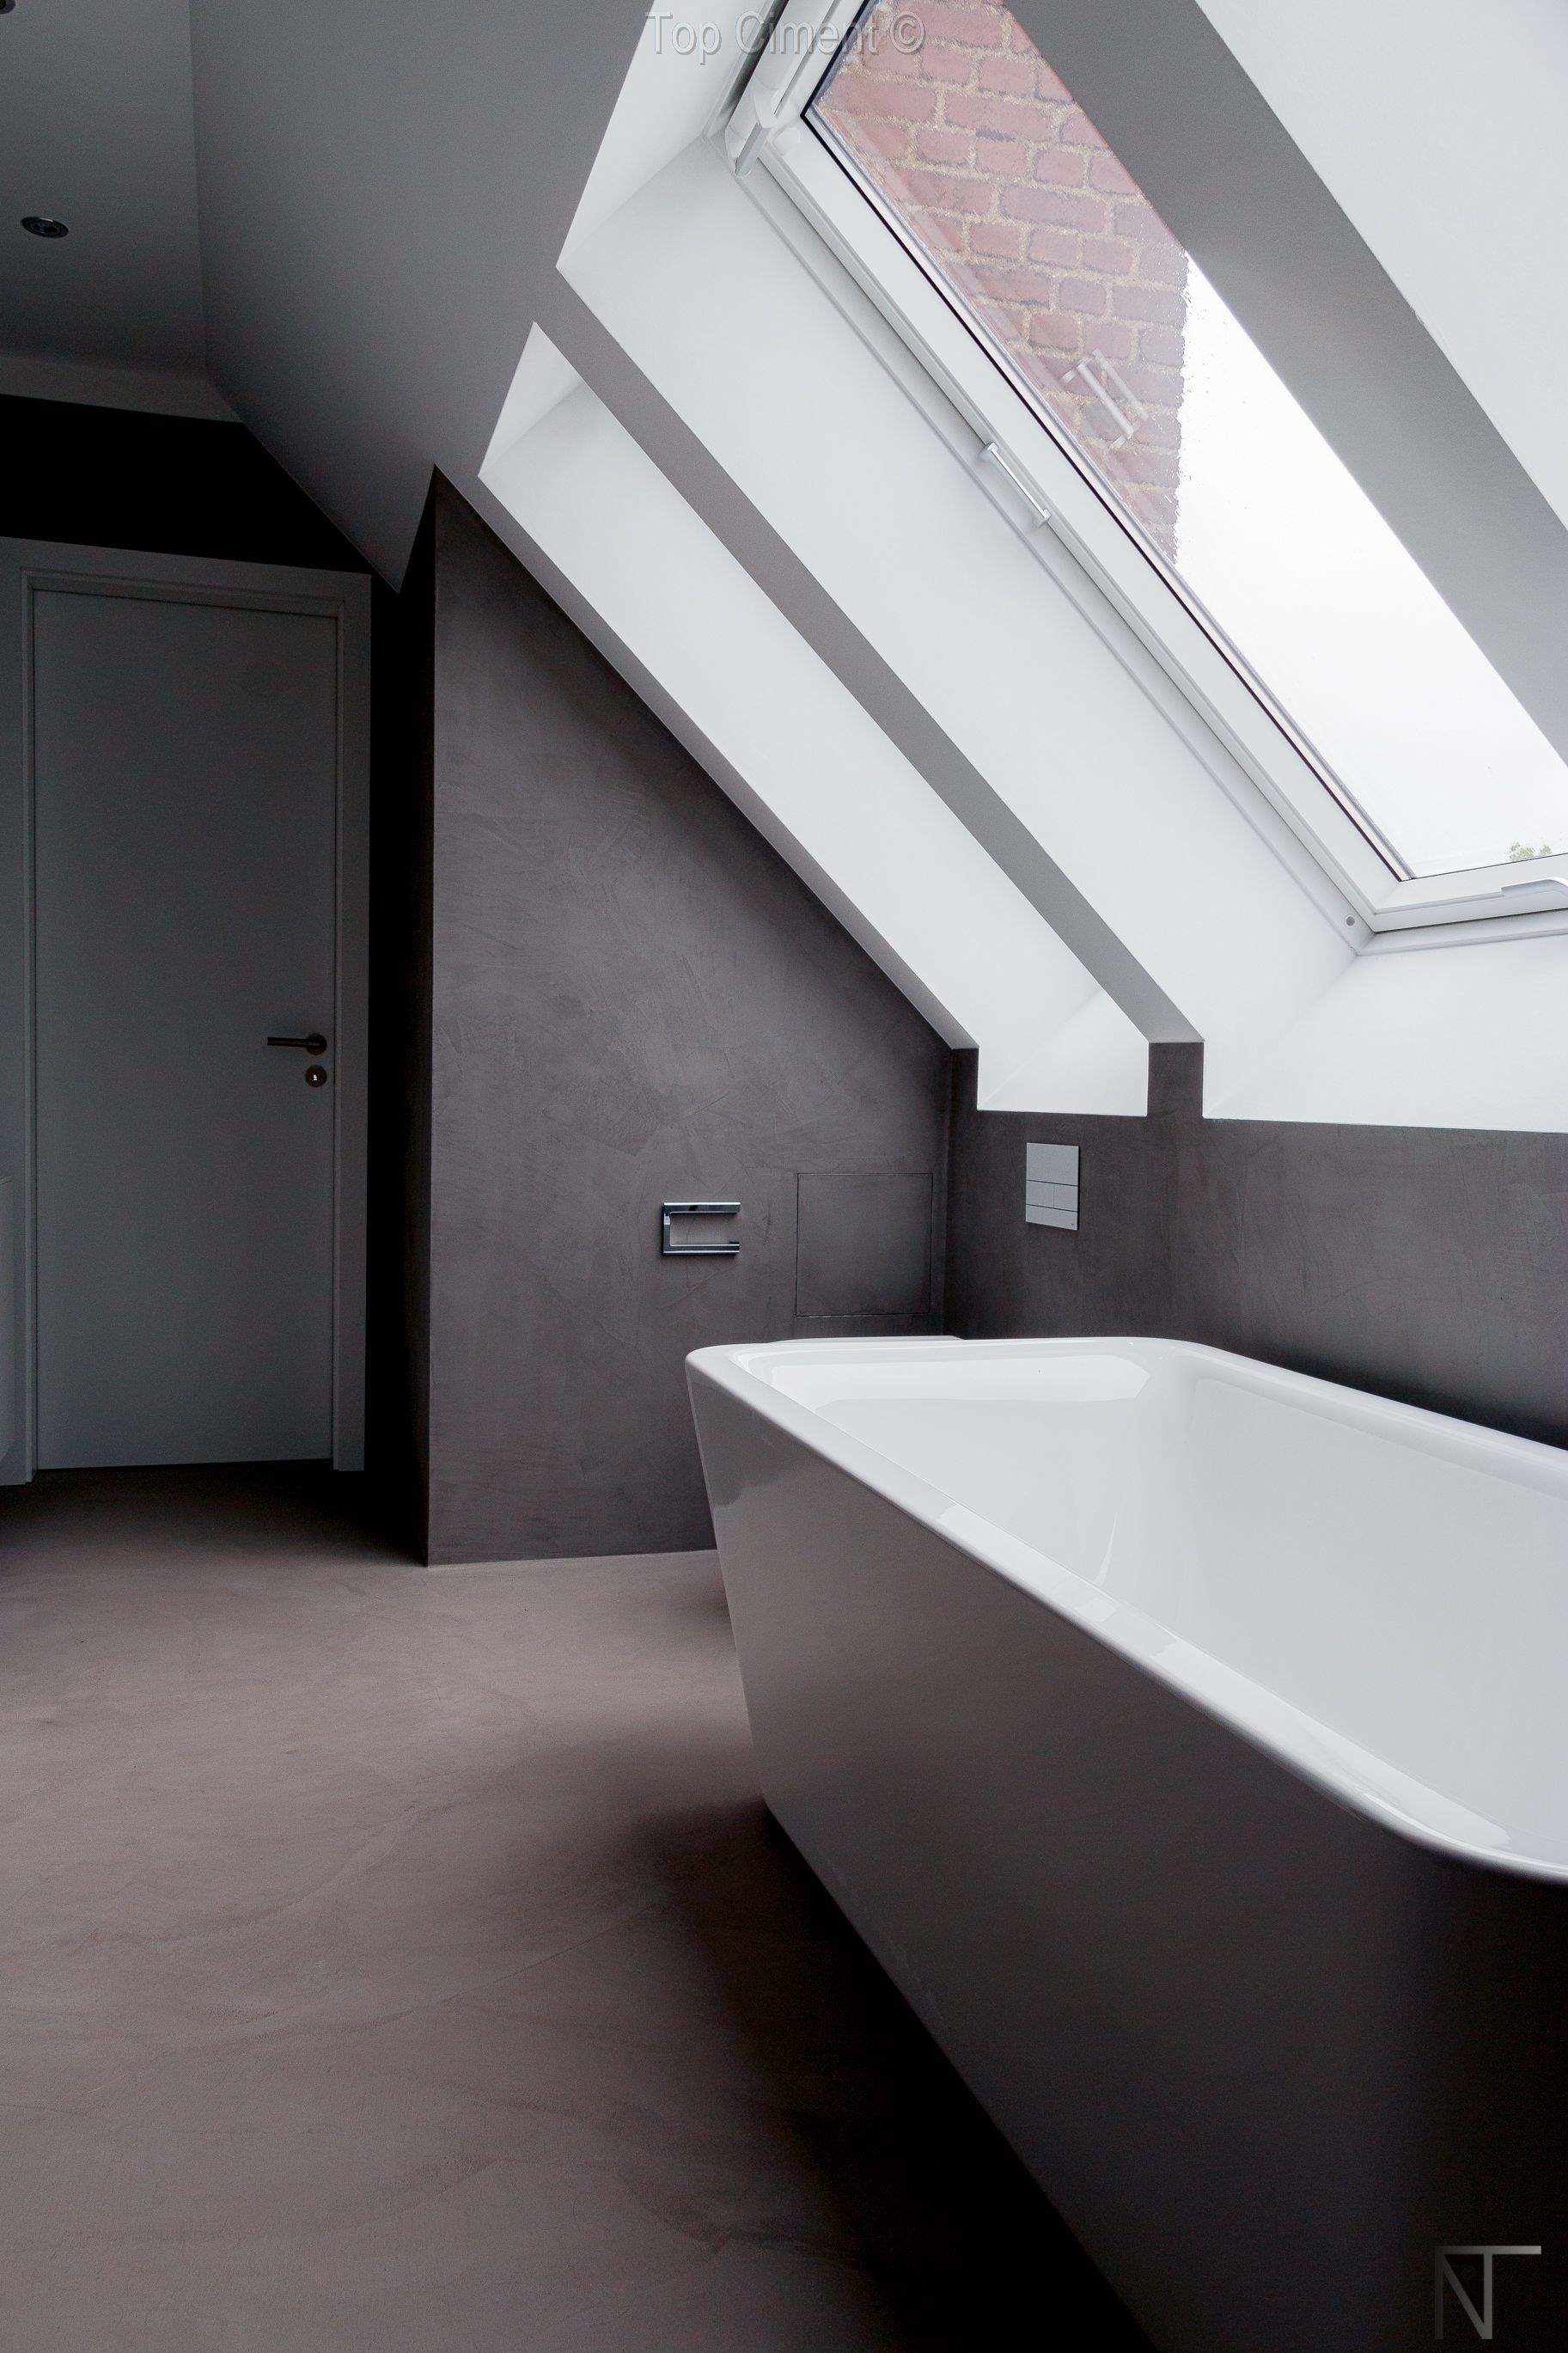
left=979, top=443, right=1054, bottom=530
left=267, top=1032, right=328, bottom=1054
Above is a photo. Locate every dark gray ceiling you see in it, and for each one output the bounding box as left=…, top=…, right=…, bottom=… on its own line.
left=0, top=0, right=205, bottom=379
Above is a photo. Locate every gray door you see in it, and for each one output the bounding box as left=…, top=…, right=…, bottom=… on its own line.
left=33, top=587, right=339, bottom=1467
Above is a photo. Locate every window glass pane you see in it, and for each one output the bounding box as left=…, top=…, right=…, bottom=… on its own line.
left=808, top=0, right=1568, bottom=881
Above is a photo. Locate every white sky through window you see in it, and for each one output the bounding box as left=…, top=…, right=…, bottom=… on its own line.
left=1178, top=268, right=1567, bottom=877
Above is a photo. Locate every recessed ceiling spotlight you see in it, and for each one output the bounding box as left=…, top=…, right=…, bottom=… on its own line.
left=21, top=216, right=69, bottom=238
left=0, top=4, right=17, bottom=16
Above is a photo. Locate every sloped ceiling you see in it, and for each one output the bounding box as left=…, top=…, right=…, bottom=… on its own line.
left=188, top=0, right=648, bottom=581
left=0, top=0, right=206, bottom=388
left=6, top=0, right=1565, bottom=1128
left=13, top=1, right=1558, bottom=590
left=1193, top=0, right=1568, bottom=535
left=189, top=0, right=1568, bottom=590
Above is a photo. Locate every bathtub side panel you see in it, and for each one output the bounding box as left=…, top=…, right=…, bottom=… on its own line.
left=690, top=1366, right=1437, bottom=2353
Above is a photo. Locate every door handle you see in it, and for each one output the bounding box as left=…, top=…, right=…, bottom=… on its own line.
left=267, top=1032, right=328, bottom=1054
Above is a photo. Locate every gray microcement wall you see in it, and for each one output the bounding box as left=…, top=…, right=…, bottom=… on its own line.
left=389, top=478, right=1565, bottom=1565
left=400, top=477, right=950, bottom=1564
left=946, top=1046, right=1568, bottom=1452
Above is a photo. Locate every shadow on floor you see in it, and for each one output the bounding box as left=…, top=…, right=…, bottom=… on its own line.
left=595, top=1782, right=1151, bottom=2352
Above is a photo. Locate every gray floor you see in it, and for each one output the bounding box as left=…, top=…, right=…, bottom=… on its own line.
left=1, top=1469, right=1144, bottom=2353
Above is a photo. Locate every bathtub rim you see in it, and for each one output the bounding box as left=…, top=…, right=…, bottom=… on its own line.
left=687, top=1334, right=1568, bottom=1890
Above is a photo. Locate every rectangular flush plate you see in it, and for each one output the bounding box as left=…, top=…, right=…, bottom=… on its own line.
left=662, top=1201, right=741, bottom=1256
left=1025, top=1142, right=1079, bottom=1232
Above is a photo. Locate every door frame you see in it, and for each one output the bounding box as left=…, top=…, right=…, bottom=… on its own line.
left=0, top=539, right=372, bottom=1482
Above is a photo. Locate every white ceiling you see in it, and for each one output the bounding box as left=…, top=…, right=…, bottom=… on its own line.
left=0, top=0, right=208, bottom=390
left=3, top=0, right=1563, bottom=601
left=189, top=0, right=647, bottom=578
left=1194, top=0, right=1568, bottom=536
left=0, top=0, right=646, bottom=549
left=3, top=0, right=1564, bottom=1134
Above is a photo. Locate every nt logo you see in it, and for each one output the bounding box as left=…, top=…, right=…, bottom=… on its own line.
left=1434, top=2246, right=1541, bottom=2341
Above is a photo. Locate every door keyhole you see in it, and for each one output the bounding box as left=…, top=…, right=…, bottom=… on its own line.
left=304, top=1065, right=329, bottom=1088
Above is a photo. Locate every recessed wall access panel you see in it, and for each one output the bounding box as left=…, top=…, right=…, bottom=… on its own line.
left=1025, top=1141, right=1079, bottom=1232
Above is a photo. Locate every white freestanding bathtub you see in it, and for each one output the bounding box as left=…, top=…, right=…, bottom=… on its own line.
left=687, top=1337, right=1568, bottom=2353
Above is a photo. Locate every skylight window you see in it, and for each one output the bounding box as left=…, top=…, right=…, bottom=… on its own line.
left=769, top=0, right=1568, bottom=891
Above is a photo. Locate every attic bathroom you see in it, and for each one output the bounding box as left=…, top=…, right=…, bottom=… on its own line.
left=3, top=3, right=1565, bottom=2349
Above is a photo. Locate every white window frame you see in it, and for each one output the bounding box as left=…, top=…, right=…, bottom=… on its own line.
left=721, top=0, right=1568, bottom=941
